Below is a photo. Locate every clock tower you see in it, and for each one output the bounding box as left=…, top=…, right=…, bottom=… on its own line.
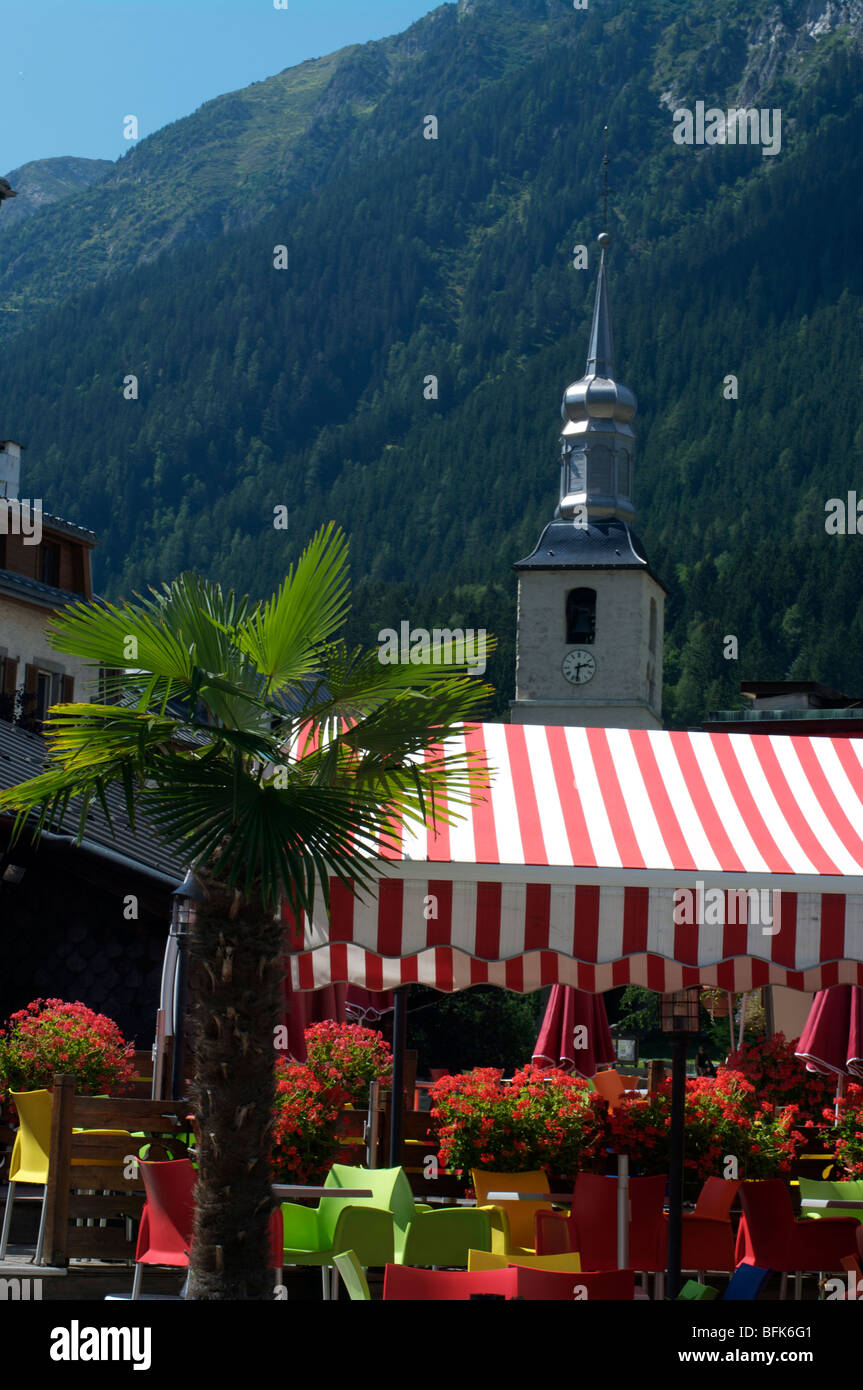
left=511, top=230, right=665, bottom=730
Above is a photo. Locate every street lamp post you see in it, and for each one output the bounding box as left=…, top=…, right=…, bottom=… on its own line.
left=660, top=987, right=701, bottom=1300
left=170, top=868, right=203, bottom=1102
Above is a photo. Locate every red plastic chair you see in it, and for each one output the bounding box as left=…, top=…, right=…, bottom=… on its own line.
left=536, top=1173, right=667, bottom=1273
left=734, top=1180, right=859, bottom=1298
left=515, top=1266, right=635, bottom=1301
left=133, top=1158, right=196, bottom=1298
left=382, top=1264, right=519, bottom=1300
left=132, top=1159, right=283, bottom=1298
left=662, top=1176, right=740, bottom=1274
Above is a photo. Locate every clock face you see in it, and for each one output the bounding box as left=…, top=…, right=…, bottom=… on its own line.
left=562, top=649, right=596, bottom=685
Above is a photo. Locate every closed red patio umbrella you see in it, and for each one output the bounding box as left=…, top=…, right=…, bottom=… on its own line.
left=795, top=984, right=863, bottom=1116
left=532, top=984, right=615, bottom=1077
left=344, top=986, right=396, bottom=1023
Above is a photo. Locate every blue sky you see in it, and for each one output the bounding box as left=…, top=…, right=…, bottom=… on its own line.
left=5, top=0, right=441, bottom=173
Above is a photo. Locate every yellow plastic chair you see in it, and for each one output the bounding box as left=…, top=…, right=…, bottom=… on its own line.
left=471, top=1170, right=555, bottom=1256
left=468, top=1248, right=582, bottom=1272
left=0, top=1090, right=130, bottom=1265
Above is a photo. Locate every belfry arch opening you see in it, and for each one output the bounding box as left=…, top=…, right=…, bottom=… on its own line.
left=566, top=587, right=596, bottom=645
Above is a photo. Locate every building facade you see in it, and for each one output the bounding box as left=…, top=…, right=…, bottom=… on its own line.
left=0, top=439, right=97, bottom=727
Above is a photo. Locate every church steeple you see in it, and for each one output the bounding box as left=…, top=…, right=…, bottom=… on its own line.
left=510, top=145, right=666, bottom=733
left=557, top=230, right=637, bottom=525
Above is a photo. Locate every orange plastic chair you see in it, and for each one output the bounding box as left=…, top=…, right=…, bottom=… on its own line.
left=591, top=1069, right=631, bottom=1110
left=0, top=1089, right=129, bottom=1265
left=471, top=1169, right=554, bottom=1256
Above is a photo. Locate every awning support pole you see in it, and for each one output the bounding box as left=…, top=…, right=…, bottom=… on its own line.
left=365, top=1080, right=381, bottom=1168
left=388, top=986, right=409, bottom=1168
left=667, top=1032, right=686, bottom=1300
left=616, top=1153, right=630, bottom=1271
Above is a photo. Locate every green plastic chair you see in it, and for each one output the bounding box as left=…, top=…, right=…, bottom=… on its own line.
left=334, top=1250, right=372, bottom=1301
left=281, top=1168, right=395, bottom=1300
left=324, top=1164, right=492, bottom=1266
left=799, top=1178, right=863, bottom=1224
left=677, top=1279, right=719, bottom=1301
left=281, top=1165, right=492, bottom=1296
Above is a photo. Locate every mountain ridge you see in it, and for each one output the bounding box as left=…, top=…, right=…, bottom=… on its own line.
left=0, top=156, right=114, bottom=230
left=0, top=0, right=861, bottom=727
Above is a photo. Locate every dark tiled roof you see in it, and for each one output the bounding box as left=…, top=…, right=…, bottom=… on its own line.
left=0, top=718, right=184, bottom=883
left=42, top=513, right=97, bottom=544
left=0, top=567, right=86, bottom=609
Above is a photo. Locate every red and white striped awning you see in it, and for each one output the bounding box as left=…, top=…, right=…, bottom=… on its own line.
left=289, top=725, right=863, bottom=994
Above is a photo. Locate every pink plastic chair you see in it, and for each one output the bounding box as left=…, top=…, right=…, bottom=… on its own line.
left=383, top=1264, right=519, bottom=1300
left=132, top=1159, right=283, bottom=1298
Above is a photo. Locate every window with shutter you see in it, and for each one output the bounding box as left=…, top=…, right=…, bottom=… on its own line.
left=0, top=655, right=16, bottom=722
left=1, top=655, right=17, bottom=694
left=21, top=663, right=39, bottom=731
left=41, top=542, right=61, bottom=588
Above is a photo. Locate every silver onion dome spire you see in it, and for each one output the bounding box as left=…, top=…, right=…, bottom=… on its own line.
left=586, top=230, right=614, bottom=377
left=557, top=225, right=637, bottom=524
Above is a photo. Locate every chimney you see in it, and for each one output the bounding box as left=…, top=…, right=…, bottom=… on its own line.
left=0, top=440, right=24, bottom=500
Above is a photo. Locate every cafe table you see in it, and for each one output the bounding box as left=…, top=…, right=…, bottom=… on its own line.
left=799, top=1198, right=863, bottom=1211
left=485, top=1191, right=575, bottom=1202
left=272, top=1185, right=373, bottom=1201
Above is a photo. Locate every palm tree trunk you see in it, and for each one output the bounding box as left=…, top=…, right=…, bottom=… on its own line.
left=186, top=880, right=283, bottom=1300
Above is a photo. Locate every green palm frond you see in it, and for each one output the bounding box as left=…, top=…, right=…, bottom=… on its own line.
left=48, top=597, right=196, bottom=683
left=297, top=636, right=498, bottom=726
left=234, top=522, right=351, bottom=694
left=0, top=524, right=495, bottom=913
left=140, top=756, right=387, bottom=908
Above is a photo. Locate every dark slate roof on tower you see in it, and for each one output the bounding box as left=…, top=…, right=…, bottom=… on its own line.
left=513, top=518, right=666, bottom=589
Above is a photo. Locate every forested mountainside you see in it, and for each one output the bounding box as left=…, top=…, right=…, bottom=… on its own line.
left=1, top=0, right=862, bottom=727
left=0, top=157, right=114, bottom=230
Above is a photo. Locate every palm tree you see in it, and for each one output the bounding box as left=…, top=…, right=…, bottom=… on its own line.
left=0, top=524, right=492, bottom=1299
